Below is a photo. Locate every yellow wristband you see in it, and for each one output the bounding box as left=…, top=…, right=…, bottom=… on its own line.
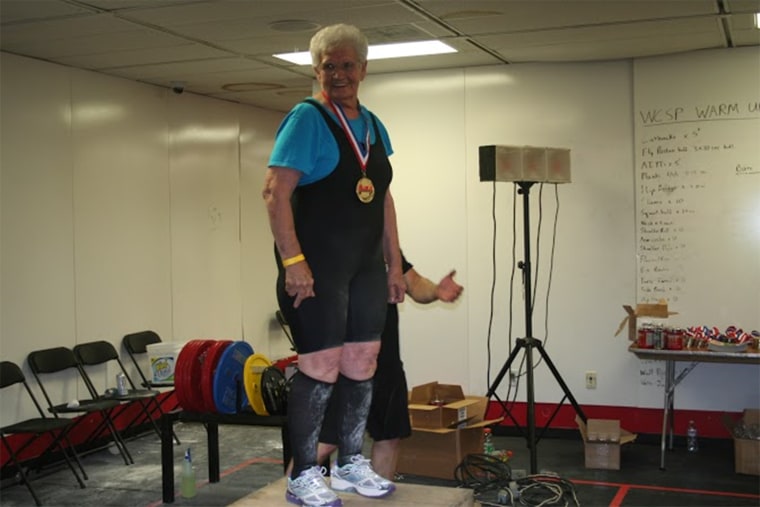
left=282, top=254, right=305, bottom=267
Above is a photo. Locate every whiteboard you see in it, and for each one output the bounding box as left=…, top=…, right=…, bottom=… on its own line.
left=634, top=47, right=760, bottom=332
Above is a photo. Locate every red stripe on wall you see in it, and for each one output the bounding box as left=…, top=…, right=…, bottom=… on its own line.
left=2, top=395, right=744, bottom=469
left=485, top=401, right=742, bottom=438
left=0, top=391, right=177, bottom=468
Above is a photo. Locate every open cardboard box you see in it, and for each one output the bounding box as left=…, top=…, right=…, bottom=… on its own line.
left=723, top=409, right=760, bottom=475
left=576, top=416, right=637, bottom=470
left=398, top=382, right=503, bottom=480
left=615, top=299, right=677, bottom=341
left=407, top=382, right=485, bottom=429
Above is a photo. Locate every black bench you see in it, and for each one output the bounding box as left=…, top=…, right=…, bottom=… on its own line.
left=160, top=410, right=288, bottom=503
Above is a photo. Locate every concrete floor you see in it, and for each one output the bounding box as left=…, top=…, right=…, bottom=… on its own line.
left=1, top=421, right=758, bottom=507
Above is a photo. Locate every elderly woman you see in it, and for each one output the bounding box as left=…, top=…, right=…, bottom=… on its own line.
left=262, top=23, right=405, bottom=507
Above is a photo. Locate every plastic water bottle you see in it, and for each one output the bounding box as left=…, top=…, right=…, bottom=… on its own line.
left=181, top=447, right=196, bottom=497
left=686, top=420, right=698, bottom=452
left=483, top=427, right=495, bottom=455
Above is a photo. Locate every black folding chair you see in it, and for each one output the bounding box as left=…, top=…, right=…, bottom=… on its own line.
left=72, top=340, right=164, bottom=443
left=122, top=331, right=180, bottom=444
left=0, top=361, right=86, bottom=506
left=26, top=347, right=134, bottom=465
left=121, top=331, right=175, bottom=390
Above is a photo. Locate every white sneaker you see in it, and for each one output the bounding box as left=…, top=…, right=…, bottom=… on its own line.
left=286, top=466, right=343, bottom=507
left=331, top=454, right=396, bottom=498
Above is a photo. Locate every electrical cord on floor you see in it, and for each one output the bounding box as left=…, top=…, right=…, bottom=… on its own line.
left=518, top=472, right=580, bottom=507
left=455, top=454, right=580, bottom=506
left=455, top=453, right=513, bottom=496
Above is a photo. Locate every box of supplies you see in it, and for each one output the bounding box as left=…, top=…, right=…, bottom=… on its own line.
left=724, top=409, right=760, bottom=475
left=398, top=382, right=503, bottom=480
left=576, top=416, right=637, bottom=470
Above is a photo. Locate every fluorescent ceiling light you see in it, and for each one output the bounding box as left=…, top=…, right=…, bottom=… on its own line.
left=369, top=40, right=457, bottom=59
left=273, top=40, right=456, bottom=65
left=755, top=12, right=760, bottom=28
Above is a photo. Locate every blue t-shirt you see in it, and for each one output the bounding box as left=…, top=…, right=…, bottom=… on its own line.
left=268, top=100, right=394, bottom=186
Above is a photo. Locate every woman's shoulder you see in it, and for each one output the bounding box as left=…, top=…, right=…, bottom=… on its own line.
left=277, top=99, right=331, bottom=135
left=359, top=103, right=374, bottom=119
left=360, top=105, right=387, bottom=129
left=360, top=105, right=393, bottom=154
left=288, top=99, right=327, bottom=118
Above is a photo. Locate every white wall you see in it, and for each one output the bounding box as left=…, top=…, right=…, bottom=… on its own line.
left=360, top=51, right=759, bottom=412
left=0, top=53, right=287, bottom=422
left=360, top=61, right=642, bottom=409
left=2, top=48, right=757, bottom=424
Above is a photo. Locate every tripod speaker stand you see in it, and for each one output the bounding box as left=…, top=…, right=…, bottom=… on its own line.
left=486, top=181, right=587, bottom=474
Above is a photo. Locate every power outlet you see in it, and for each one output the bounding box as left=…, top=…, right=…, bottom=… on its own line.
left=585, top=371, right=597, bottom=389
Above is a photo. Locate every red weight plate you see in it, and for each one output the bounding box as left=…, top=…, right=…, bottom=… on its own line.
left=272, top=354, right=298, bottom=373
left=213, top=341, right=254, bottom=414
left=177, top=339, right=203, bottom=412
left=175, top=339, right=210, bottom=413
left=174, top=339, right=201, bottom=412
left=174, top=340, right=196, bottom=411
left=185, top=340, right=215, bottom=412
left=200, top=340, right=232, bottom=412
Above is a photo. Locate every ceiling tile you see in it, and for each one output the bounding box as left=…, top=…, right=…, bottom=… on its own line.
left=1, top=0, right=756, bottom=112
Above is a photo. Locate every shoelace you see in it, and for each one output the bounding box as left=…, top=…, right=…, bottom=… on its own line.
left=348, top=456, right=374, bottom=474
left=300, top=466, right=329, bottom=487
left=348, top=456, right=388, bottom=483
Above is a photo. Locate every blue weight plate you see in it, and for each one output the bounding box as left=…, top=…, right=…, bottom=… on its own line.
left=212, top=341, right=254, bottom=414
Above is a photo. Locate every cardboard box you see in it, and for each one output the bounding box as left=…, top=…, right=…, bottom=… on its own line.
left=724, top=409, right=760, bottom=476
left=614, top=299, right=678, bottom=341
left=407, top=382, right=485, bottom=429
left=398, top=382, right=503, bottom=480
left=576, top=416, right=637, bottom=470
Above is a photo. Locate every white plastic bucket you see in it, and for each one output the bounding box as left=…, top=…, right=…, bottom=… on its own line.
left=146, top=342, right=182, bottom=383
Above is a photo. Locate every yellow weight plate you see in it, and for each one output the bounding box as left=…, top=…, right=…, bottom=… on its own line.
left=244, top=353, right=272, bottom=416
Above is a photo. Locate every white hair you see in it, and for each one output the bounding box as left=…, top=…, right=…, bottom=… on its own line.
left=310, top=24, right=369, bottom=66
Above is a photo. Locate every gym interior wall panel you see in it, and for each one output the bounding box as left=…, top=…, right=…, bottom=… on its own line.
left=463, top=62, right=639, bottom=407
left=168, top=93, right=243, bottom=343
left=362, top=61, right=639, bottom=409
left=360, top=70, right=470, bottom=390
left=70, top=69, right=173, bottom=346
left=0, top=53, right=77, bottom=423
left=4, top=45, right=755, bottom=424
left=238, top=107, right=290, bottom=359
left=0, top=55, right=77, bottom=360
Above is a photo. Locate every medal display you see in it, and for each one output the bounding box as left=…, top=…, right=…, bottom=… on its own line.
left=356, top=176, right=375, bottom=203
left=323, top=92, right=375, bottom=203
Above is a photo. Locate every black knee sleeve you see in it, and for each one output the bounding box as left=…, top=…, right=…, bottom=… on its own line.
left=287, top=371, right=334, bottom=478
left=334, top=375, right=373, bottom=466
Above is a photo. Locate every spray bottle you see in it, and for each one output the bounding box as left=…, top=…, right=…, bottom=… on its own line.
left=180, top=447, right=196, bottom=498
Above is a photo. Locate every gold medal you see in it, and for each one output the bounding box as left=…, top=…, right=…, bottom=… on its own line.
left=356, top=176, right=375, bottom=203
